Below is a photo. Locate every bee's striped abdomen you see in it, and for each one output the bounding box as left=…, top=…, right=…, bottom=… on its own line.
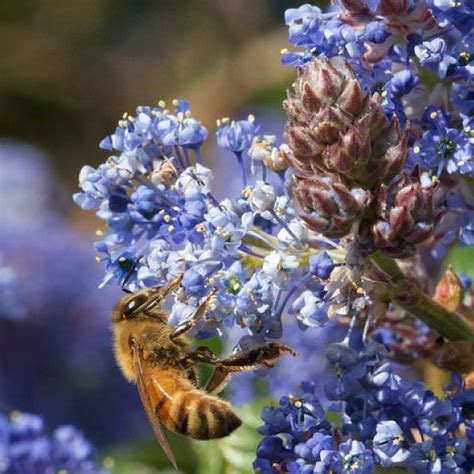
left=146, top=369, right=241, bottom=440
left=162, top=390, right=241, bottom=439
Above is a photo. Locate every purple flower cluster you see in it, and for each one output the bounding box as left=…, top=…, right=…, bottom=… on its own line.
left=0, top=411, right=108, bottom=474
left=255, top=342, right=474, bottom=473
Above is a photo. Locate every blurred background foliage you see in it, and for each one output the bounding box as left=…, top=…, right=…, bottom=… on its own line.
left=0, top=1, right=313, bottom=472
left=0, top=0, right=300, bottom=195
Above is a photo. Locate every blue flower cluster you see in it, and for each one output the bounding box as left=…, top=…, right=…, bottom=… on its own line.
left=282, top=1, right=473, bottom=258
left=255, top=342, right=474, bottom=473
left=282, top=2, right=473, bottom=111
left=0, top=410, right=108, bottom=474
left=74, top=100, right=343, bottom=344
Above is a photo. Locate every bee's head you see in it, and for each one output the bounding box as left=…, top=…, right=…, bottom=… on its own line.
left=112, top=274, right=183, bottom=323
left=112, top=289, right=154, bottom=323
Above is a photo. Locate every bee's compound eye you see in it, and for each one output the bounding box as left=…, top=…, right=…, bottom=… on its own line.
left=122, top=294, right=148, bottom=319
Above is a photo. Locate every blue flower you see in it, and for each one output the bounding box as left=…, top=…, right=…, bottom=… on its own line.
left=160, top=100, right=209, bottom=148
left=338, top=440, right=374, bottom=473
left=285, top=4, right=324, bottom=47
left=457, top=272, right=472, bottom=291
left=216, top=115, right=258, bottom=154
left=309, top=251, right=335, bottom=280
left=385, top=70, right=419, bottom=97
left=373, top=421, right=410, bottom=466
left=324, top=22, right=364, bottom=58
left=281, top=49, right=314, bottom=67
left=414, top=38, right=457, bottom=78
left=4, top=411, right=107, bottom=474
left=427, top=0, right=474, bottom=34
left=73, top=165, right=115, bottom=210
left=451, top=83, right=474, bottom=114
left=99, top=100, right=208, bottom=154
left=415, top=107, right=473, bottom=177
left=291, top=290, right=329, bottom=328
left=364, top=21, right=390, bottom=44
left=408, top=440, right=443, bottom=473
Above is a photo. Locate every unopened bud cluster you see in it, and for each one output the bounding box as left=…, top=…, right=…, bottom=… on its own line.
left=284, top=57, right=436, bottom=257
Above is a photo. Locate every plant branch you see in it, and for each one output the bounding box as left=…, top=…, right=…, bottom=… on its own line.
left=371, top=251, right=474, bottom=342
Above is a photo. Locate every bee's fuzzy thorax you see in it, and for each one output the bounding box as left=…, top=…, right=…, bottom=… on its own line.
left=112, top=309, right=194, bottom=383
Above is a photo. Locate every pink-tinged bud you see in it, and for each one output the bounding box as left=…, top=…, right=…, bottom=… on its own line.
left=430, top=267, right=474, bottom=372
left=357, top=95, right=388, bottom=142
left=466, top=373, right=474, bottom=389
left=292, top=173, right=371, bottom=237
left=433, top=266, right=464, bottom=312
left=284, top=57, right=408, bottom=187
left=337, top=77, right=365, bottom=116
left=285, top=124, right=324, bottom=158
left=367, top=170, right=437, bottom=257
left=283, top=91, right=307, bottom=122
left=339, top=0, right=372, bottom=15
left=324, top=125, right=371, bottom=181
left=312, top=106, right=352, bottom=144
left=378, top=0, right=408, bottom=16
left=298, top=58, right=346, bottom=107
left=281, top=144, right=319, bottom=177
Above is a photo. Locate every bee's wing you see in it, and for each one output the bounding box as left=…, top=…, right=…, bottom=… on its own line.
left=131, top=341, right=178, bottom=470
left=205, top=367, right=231, bottom=394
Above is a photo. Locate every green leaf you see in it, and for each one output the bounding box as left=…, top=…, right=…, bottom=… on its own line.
left=445, top=246, right=474, bottom=280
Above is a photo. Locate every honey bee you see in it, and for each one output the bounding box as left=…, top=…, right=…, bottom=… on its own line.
left=112, top=274, right=296, bottom=469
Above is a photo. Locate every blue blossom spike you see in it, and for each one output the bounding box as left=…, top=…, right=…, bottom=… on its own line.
left=216, top=115, right=258, bottom=186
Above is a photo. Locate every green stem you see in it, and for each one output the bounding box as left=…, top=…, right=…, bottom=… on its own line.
left=371, top=251, right=474, bottom=342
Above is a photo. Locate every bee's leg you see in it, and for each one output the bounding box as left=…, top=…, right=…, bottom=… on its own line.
left=142, top=273, right=184, bottom=315
left=205, top=343, right=298, bottom=393
left=185, top=346, right=218, bottom=363
left=214, top=343, right=298, bottom=370
left=169, top=288, right=217, bottom=340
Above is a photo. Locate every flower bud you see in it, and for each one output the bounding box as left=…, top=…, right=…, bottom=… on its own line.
left=433, top=267, right=464, bottom=312
left=284, top=57, right=408, bottom=187
left=366, top=169, right=438, bottom=257
left=249, top=181, right=277, bottom=213
left=151, top=159, right=178, bottom=185
left=263, top=145, right=289, bottom=173
left=377, top=0, right=408, bottom=16
left=248, top=137, right=289, bottom=173
left=292, top=172, right=371, bottom=237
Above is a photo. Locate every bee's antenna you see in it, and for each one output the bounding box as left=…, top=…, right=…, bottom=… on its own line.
left=121, top=256, right=143, bottom=293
